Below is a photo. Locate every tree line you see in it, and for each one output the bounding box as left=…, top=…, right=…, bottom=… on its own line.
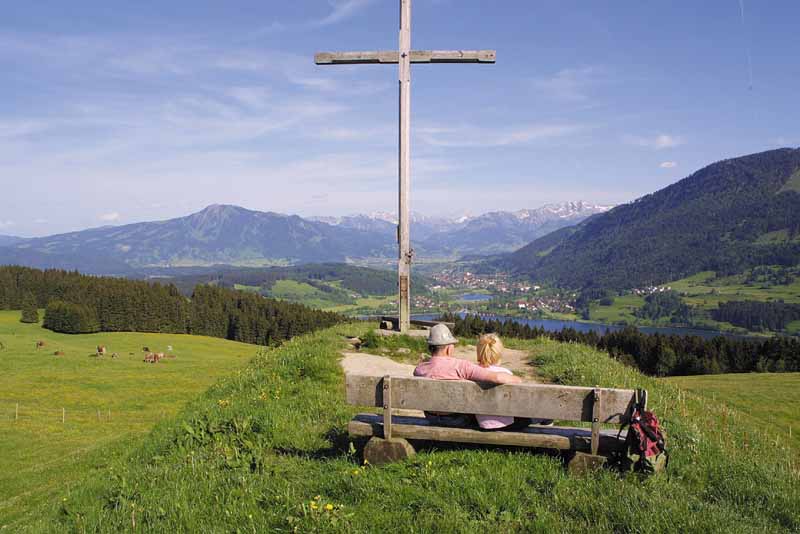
left=441, top=313, right=800, bottom=376
left=712, top=300, right=800, bottom=332
left=0, top=266, right=342, bottom=345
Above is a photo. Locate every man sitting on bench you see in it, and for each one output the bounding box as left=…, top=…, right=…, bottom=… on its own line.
left=413, top=324, right=522, bottom=427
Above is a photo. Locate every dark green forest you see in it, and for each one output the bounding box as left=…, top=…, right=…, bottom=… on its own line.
left=0, top=266, right=341, bottom=345
left=442, top=313, right=800, bottom=376
left=712, top=300, right=800, bottom=332
left=163, top=263, right=430, bottom=297
left=508, top=148, right=800, bottom=289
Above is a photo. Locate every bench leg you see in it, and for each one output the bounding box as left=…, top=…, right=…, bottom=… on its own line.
left=363, top=437, right=415, bottom=465
left=567, top=452, right=607, bottom=474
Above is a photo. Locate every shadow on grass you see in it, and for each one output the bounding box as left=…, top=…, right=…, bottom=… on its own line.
left=273, top=425, right=572, bottom=469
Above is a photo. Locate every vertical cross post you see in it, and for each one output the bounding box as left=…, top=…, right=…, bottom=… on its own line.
left=314, top=2, right=495, bottom=334
left=398, top=0, right=412, bottom=333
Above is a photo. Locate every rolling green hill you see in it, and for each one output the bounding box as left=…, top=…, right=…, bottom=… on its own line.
left=665, top=372, right=800, bottom=454
left=509, top=148, right=800, bottom=289
left=0, top=311, right=259, bottom=529
left=24, top=325, right=799, bottom=532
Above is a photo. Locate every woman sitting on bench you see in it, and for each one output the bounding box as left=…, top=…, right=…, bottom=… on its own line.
left=414, top=324, right=521, bottom=428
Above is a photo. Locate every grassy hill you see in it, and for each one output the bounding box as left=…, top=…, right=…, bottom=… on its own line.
left=23, top=325, right=799, bottom=532
left=0, top=311, right=259, bottom=529
left=509, top=148, right=800, bottom=289
left=665, top=372, right=800, bottom=454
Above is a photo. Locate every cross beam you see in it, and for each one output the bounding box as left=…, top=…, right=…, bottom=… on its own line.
left=315, top=50, right=496, bottom=65
left=314, top=0, right=495, bottom=333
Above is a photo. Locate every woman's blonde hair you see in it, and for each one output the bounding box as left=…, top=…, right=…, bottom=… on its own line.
left=476, top=333, right=504, bottom=367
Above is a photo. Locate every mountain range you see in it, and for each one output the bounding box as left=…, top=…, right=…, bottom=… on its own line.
left=507, top=148, right=800, bottom=289
left=0, top=201, right=607, bottom=274
left=0, top=235, right=22, bottom=247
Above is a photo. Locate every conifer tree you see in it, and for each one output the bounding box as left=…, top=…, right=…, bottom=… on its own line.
left=20, top=292, right=39, bottom=323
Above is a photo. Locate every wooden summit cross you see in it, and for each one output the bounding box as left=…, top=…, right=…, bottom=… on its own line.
left=315, top=0, right=495, bottom=333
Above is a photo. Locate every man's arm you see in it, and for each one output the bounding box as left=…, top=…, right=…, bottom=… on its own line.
left=464, top=362, right=523, bottom=384
left=487, top=371, right=522, bottom=384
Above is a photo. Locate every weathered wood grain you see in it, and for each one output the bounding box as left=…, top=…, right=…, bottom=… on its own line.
left=315, top=50, right=496, bottom=65
left=349, top=414, right=627, bottom=453
left=346, top=375, right=636, bottom=423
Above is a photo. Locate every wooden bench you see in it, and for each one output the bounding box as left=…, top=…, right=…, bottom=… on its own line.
left=346, top=374, right=644, bottom=471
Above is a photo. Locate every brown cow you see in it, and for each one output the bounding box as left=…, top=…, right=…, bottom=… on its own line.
left=97, top=345, right=107, bottom=356
left=36, top=340, right=46, bottom=350
left=54, top=350, right=64, bottom=356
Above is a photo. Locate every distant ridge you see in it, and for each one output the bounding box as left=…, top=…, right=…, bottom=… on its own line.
left=0, top=201, right=608, bottom=273
left=0, top=235, right=22, bottom=247
left=507, top=148, right=800, bottom=289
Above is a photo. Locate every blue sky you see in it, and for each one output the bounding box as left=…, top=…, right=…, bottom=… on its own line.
left=1, top=0, right=798, bottom=237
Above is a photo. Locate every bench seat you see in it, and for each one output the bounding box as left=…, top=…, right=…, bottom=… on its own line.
left=349, top=413, right=627, bottom=454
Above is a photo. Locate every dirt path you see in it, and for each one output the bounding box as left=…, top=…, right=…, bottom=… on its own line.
left=340, top=343, right=537, bottom=379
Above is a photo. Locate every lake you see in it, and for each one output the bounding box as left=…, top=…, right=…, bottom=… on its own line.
left=413, top=313, right=751, bottom=340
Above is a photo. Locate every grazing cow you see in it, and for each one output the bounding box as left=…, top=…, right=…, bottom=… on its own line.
left=54, top=350, right=64, bottom=356
left=111, top=352, right=119, bottom=358
left=36, top=340, right=45, bottom=350
left=143, top=352, right=163, bottom=364
left=97, top=345, right=107, bottom=356
left=142, top=347, right=150, bottom=352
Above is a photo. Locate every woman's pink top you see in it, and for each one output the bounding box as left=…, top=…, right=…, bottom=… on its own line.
left=475, top=366, right=515, bottom=429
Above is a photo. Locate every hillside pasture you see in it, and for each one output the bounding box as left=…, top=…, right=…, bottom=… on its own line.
left=665, top=372, right=800, bottom=455
left=0, top=310, right=258, bottom=529
left=667, top=270, right=800, bottom=309
left=42, top=325, right=800, bottom=533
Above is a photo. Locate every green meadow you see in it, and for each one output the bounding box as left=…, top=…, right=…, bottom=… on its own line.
left=668, top=270, right=800, bottom=309
left=665, top=372, right=800, bottom=455
left=22, top=323, right=798, bottom=533
left=0, top=310, right=258, bottom=529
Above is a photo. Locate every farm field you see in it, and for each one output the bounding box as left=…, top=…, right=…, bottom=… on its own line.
left=668, top=270, right=800, bottom=309
left=588, top=294, right=645, bottom=324
left=665, top=372, right=800, bottom=455
left=35, top=325, right=800, bottom=532
left=0, top=310, right=259, bottom=529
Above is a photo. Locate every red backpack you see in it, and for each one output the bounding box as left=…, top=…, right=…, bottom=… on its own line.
left=620, top=389, right=669, bottom=474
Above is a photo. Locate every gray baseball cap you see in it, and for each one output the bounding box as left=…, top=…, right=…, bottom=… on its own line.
left=427, top=323, right=458, bottom=346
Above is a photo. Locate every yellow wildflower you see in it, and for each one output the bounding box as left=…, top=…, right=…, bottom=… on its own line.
left=325, top=504, right=333, bottom=511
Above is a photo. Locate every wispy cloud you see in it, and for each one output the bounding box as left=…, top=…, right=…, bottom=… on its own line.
left=418, top=123, right=588, bottom=148
left=313, top=0, right=375, bottom=27
left=253, top=0, right=375, bottom=35
left=99, top=212, right=120, bottom=222
left=0, top=220, right=15, bottom=229
left=772, top=136, right=799, bottom=147
left=531, top=66, right=605, bottom=102
left=625, top=134, right=684, bottom=149
left=659, top=161, right=677, bottom=168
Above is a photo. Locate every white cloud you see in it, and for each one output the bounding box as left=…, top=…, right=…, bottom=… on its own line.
left=418, top=123, right=588, bottom=148
left=252, top=0, right=375, bottom=35
left=34, top=218, right=48, bottom=224
left=313, top=0, right=375, bottom=27
left=532, top=67, right=604, bottom=101
left=0, top=220, right=15, bottom=229
left=625, top=134, right=684, bottom=149
left=659, top=161, right=677, bottom=169
left=99, top=212, right=120, bottom=222
left=772, top=136, right=800, bottom=147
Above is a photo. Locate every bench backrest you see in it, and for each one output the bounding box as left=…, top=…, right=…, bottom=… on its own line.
left=346, top=374, right=638, bottom=424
